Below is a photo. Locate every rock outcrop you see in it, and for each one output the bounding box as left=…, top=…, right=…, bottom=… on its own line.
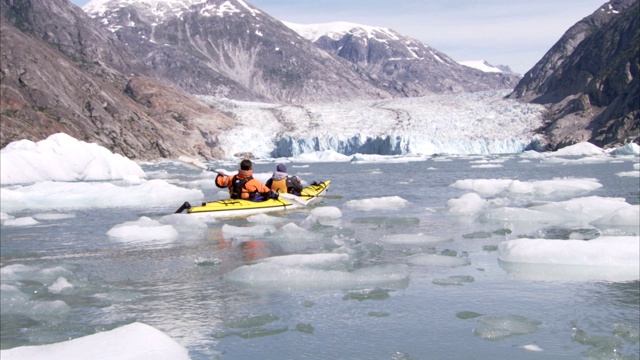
left=508, top=0, right=639, bottom=149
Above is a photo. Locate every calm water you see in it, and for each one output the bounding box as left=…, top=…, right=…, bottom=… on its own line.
left=1, top=155, right=639, bottom=360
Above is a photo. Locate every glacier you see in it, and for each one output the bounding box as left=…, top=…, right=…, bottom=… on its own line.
left=198, top=90, right=547, bottom=159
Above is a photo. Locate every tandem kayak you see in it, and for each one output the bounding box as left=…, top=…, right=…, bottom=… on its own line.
left=175, top=181, right=331, bottom=218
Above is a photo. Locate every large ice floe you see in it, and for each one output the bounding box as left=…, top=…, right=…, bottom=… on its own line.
left=498, top=236, right=639, bottom=282
left=223, top=253, right=410, bottom=290
left=0, top=322, right=189, bottom=360
left=0, top=133, right=146, bottom=185
left=0, top=133, right=203, bottom=214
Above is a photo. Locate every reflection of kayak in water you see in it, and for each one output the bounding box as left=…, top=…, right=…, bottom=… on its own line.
left=175, top=181, right=331, bottom=218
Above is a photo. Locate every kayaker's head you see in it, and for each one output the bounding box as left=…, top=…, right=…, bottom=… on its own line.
left=240, top=159, right=252, bottom=171
left=276, top=163, right=286, bottom=172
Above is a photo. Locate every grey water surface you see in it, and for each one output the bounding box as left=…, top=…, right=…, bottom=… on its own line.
left=1, top=155, right=639, bottom=360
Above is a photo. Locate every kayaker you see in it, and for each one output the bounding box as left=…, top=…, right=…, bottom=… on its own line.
left=266, top=163, right=304, bottom=195
left=215, top=159, right=279, bottom=201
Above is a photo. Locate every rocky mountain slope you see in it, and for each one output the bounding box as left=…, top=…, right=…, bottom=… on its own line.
left=287, top=22, right=521, bottom=97
left=84, top=0, right=521, bottom=103
left=1, top=0, right=637, bottom=159
left=1, top=0, right=233, bottom=160
left=83, top=0, right=394, bottom=104
left=508, top=0, right=639, bottom=149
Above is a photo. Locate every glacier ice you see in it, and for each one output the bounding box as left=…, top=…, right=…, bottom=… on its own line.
left=198, top=90, right=546, bottom=158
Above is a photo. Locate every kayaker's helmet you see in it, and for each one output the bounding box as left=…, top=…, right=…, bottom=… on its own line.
left=277, top=163, right=287, bottom=172
left=240, top=159, right=252, bottom=170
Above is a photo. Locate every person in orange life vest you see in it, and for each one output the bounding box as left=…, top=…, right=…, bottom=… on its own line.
left=265, top=163, right=304, bottom=195
left=215, top=159, right=278, bottom=201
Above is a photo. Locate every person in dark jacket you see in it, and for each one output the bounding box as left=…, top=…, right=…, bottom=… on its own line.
left=266, top=163, right=304, bottom=195
left=215, top=159, right=278, bottom=201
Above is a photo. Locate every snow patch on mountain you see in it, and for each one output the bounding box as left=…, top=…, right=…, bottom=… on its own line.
left=84, top=0, right=205, bottom=17
left=284, top=21, right=401, bottom=42
left=84, top=0, right=260, bottom=21
left=459, top=60, right=504, bottom=73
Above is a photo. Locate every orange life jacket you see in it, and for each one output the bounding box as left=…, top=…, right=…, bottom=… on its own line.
left=269, top=178, right=287, bottom=193
left=215, top=169, right=271, bottom=200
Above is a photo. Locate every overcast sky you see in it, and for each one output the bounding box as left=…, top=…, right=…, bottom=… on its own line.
left=69, top=0, right=606, bottom=74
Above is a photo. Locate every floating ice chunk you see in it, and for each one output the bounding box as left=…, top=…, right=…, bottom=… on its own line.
left=269, top=223, right=321, bottom=252
left=451, top=179, right=513, bottom=196
left=609, top=143, right=640, bottom=155
left=379, top=233, right=446, bottom=245
left=178, top=178, right=218, bottom=190
left=223, top=253, right=409, bottom=290
left=499, top=237, right=639, bottom=266
left=471, top=164, right=503, bottom=168
left=309, top=206, right=342, bottom=219
left=107, top=216, right=179, bottom=244
left=478, top=314, right=541, bottom=334
left=590, top=206, right=640, bottom=227
left=540, top=155, right=611, bottom=165
left=0, top=133, right=146, bottom=185
left=1, top=264, right=73, bottom=284
left=406, top=254, right=470, bottom=267
left=447, top=193, right=487, bottom=215
left=0, top=284, right=71, bottom=321
left=247, top=213, right=287, bottom=224
left=484, top=207, right=560, bottom=222
left=32, top=213, right=76, bottom=220
left=158, top=214, right=209, bottom=240
left=523, top=344, right=544, bottom=352
left=498, top=237, right=640, bottom=281
left=616, top=170, right=640, bottom=177
left=451, top=178, right=601, bottom=199
left=221, top=223, right=276, bottom=238
left=551, top=142, right=605, bottom=157
left=345, top=196, right=409, bottom=211
left=0, top=322, right=189, bottom=360
left=519, top=150, right=545, bottom=159
left=159, top=213, right=208, bottom=229
left=432, top=275, right=475, bottom=286
left=473, top=314, right=541, bottom=340
left=2, top=217, right=39, bottom=227
left=301, top=206, right=342, bottom=227
left=531, top=196, right=632, bottom=223
left=48, top=277, right=73, bottom=294
left=1, top=180, right=204, bottom=213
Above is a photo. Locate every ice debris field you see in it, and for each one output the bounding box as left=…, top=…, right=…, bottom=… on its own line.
left=0, top=133, right=638, bottom=357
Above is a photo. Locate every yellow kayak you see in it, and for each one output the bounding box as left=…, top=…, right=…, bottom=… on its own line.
left=175, top=181, right=331, bottom=218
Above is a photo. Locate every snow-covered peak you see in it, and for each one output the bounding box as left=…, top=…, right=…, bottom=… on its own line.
left=284, top=21, right=399, bottom=42
left=84, top=0, right=260, bottom=20
left=459, top=60, right=504, bottom=73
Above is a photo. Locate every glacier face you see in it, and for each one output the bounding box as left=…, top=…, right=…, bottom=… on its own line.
left=198, top=90, right=547, bottom=159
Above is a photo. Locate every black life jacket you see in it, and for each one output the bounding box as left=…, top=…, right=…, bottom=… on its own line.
left=231, top=176, right=255, bottom=199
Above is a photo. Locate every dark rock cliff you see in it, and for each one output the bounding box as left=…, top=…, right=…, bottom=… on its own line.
left=508, top=0, right=639, bottom=149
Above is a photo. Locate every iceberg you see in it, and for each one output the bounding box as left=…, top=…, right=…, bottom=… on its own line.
left=498, top=236, right=640, bottom=281
left=0, top=133, right=146, bottom=185
left=0, top=322, right=189, bottom=360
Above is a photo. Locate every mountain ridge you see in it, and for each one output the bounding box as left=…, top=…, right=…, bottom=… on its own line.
left=0, top=0, right=637, bottom=160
